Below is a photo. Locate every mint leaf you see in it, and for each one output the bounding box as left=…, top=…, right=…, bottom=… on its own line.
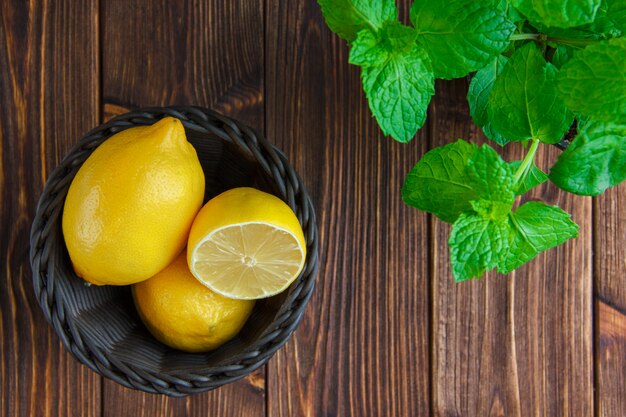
left=361, top=42, right=435, bottom=142
left=488, top=43, right=574, bottom=144
left=550, top=119, right=626, bottom=195
left=468, top=56, right=510, bottom=145
left=500, top=202, right=578, bottom=273
left=350, top=23, right=417, bottom=67
left=541, top=0, right=626, bottom=39
left=471, top=199, right=515, bottom=221
left=467, top=145, right=516, bottom=204
left=317, top=0, right=397, bottom=42
left=509, top=161, right=549, bottom=195
left=551, top=45, right=575, bottom=69
left=450, top=202, right=578, bottom=280
left=509, top=0, right=601, bottom=28
left=556, top=38, right=626, bottom=123
left=449, top=213, right=509, bottom=281
left=349, top=29, right=388, bottom=67
left=589, top=0, right=626, bottom=36
left=410, top=0, right=515, bottom=79
left=402, top=140, right=478, bottom=222
left=494, top=0, right=526, bottom=23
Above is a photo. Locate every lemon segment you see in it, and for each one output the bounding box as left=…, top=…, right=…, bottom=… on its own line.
left=187, top=188, right=306, bottom=300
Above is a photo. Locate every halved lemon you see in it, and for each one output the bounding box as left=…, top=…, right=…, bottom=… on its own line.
left=187, top=187, right=306, bottom=300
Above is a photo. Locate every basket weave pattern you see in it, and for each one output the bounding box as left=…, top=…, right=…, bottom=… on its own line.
left=29, top=106, right=319, bottom=396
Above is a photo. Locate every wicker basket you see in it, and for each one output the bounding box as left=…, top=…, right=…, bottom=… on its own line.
left=29, top=106, right=319, bottom=396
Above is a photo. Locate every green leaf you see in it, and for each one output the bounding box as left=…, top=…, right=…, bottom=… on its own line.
left=471, top=199, right=516, bottom=221
left=488, top=43, right=574, bottom=144
left=495, top=0, right=527, bottom=23
left=483, top=125, right=510, bottom=146
left=556, top=38, right=626, bottom=123
left=551, top=45, right=575, bottom=69
left=349, top=23, right=417, bottom=67
left=449, top=213, right=509, bottom=281
left=468, top=56, right=510, bottom=145
left=317, top=0, right=397, bottom=42
left=509, top=161, right=549, bottom=195
left=349, top=29, right=388, bottom=67
left=402, top=140, right=479, bottom=222
left=410, top=0, right=515, bottom=79
left=467, top=145, right=517, bottom=204
left=588, top=0, right=626, bottom=36
left=509, top=0, right=601, bottom=28
left=449, top=201, right=578, bottom=280
left=500, top=202, right=578, bottom=273
left=539, top=0, right=626, bottom=39
left=550, top=119, right=626, bottom=195
left=361, top=43, right=435, bottom=142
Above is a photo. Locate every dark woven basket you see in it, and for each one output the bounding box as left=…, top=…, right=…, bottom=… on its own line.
left=29, top=106, right=319, bottom=396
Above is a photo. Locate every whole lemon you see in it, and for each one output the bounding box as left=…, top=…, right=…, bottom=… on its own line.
left=132, top=253, right=255, bottom=352
left=62, top=117, right=205, bottom=285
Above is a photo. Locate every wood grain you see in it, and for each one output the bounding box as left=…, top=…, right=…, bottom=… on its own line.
left=594, top=186, right=626, bottom=306
left=430, top=79, right=593, bottom=416
left=101, top=0, right=265, bottom=415
left=595, top=183, right=626, bottom=416
left=596, top=300, right=626, bottom=416
left=102, top=0, right=263, bottom=128
left=3, top=0, right=626, bottom=415
left=265, top=1, right=431, bottom=416
left=0, top=0, right=101, bottom=417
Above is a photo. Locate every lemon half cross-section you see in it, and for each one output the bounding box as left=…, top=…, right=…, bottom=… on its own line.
left=187, top=187, right=306, bottom=300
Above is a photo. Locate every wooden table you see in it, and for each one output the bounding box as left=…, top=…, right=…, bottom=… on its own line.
left=2, top=1, right=625, bottom=416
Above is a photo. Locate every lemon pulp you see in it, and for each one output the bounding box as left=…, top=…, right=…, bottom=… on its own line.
left=187, top=188, right=306, bottom=300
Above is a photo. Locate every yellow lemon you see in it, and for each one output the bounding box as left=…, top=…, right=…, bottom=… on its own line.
left=187, top=187, right=306, bottom=300
left=62, top=117, right=205, bottom=285
left=132, top=253, right=255, bottom=352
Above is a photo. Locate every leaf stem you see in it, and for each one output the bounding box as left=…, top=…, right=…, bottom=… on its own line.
left=546, top=36, right=599, bottom=47
left=514, top=138, right=540, bottom=185
left=510, top=33, right=543, bottom=41
left=510, top=33, right=600, bottom=47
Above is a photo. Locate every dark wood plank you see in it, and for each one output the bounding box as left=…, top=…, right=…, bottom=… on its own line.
left=102, top=368, right=264, bottom=417
left=596, top=300, right=626, bottom=416
left=594, top=186, right=626, bottom=306
left=0, top=0, right=101, bottom=416
left=265, top=1, right=431, bottom=416
left=430, top=79, right=593, bottom=416
left=102, top=0, right=263, bottom=127
left=595, top=183, right=626, bottom=416
left=101, top=0, right=265, bottom=414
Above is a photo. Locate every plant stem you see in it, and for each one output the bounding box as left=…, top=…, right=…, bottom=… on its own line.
left=514, top=138, right=540, bottom=185
left=510, top=32, right=600, bottom=47
left=510, top=33, right=543, bottom=41
left=547, top=36, right=599, bottom=47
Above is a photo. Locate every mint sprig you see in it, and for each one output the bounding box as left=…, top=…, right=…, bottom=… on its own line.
left=407, top=139, right=578, bottom=281
left=319, top=0, right=625, bottom=281
left=352, top=22, right=435, bottom=142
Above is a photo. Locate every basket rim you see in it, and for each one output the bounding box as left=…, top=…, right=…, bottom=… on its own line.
left=29, top=106, right=319, bottom=396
